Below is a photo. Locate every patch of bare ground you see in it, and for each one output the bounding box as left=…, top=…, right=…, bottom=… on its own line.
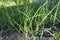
left=0, top=30, right=56, bottom=40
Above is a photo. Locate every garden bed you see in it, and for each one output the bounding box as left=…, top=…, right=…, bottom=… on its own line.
left=0, top=0, right=60, bottom=40
left=0, top=30, right=56, bottom=40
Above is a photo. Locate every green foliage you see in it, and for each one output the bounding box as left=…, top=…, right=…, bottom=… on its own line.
left=0, top=0, right=60, bottom=40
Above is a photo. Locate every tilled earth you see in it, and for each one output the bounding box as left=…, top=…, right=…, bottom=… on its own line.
left=0, top=30, right=55, bottom=40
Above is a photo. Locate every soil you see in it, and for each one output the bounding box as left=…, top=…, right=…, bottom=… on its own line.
left=0, top=30, right=55, bottom=40
left=0, top=30, right=32, bottom=40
